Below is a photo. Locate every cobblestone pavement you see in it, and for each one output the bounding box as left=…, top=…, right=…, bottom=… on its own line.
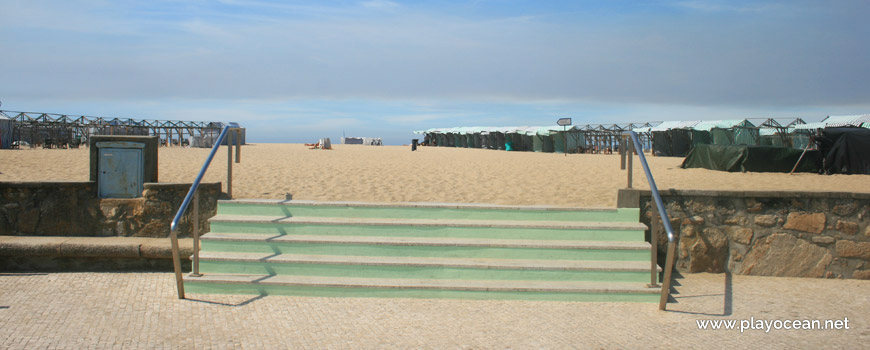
left=1, top=272, right=868, bottom=349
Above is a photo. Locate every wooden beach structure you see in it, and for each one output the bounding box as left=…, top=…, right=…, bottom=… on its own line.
left=0, top=110, right=231, bottom=149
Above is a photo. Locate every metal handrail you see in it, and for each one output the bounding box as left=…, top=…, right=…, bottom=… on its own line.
left=625, top=131, right=677, bottom=310
left=168, top=123, right=239, bottom=299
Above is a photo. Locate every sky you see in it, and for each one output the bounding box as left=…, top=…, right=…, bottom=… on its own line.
left=1, top=0, right=868, bottom=144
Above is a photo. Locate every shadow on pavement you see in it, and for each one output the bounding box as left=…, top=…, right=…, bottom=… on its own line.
left=667, top=271, right=733, bottom=316
left=187, top=294, right=266, bottom=307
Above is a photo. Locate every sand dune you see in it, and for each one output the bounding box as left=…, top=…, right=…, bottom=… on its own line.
left=2, top=144, right=868, bottom=207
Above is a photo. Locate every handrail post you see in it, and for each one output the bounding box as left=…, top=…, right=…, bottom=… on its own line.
left=649, top=200, right=660, bottom=288
left=660, top=242, right=676, bottom=310
left=625, top=131, right=676, bottom=311
left=169, top=229, right=185, bottom=299
left=619, top=135, right=626, bottom=170
left=626, top=137, right=633, bottom=189
left=227, top=130, right=233, bottom=199
left=235, top=129, right=241, bottom=163
left=191, top=190, right=201, bottom=277
left=169, top=124, right=235, bottom=300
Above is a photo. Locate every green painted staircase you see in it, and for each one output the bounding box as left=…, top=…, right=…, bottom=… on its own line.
left=184, top=200, right=661, bottom=302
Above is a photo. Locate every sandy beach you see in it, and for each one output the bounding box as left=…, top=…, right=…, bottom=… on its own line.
left=2, top=144, right=869, bottom=207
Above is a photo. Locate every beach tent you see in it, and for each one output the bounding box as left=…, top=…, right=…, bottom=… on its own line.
left=548, top=127, right=583, bottom=153
left=692, top=120, right=758, bottom=146
left=343, top=137, right=364, bottom=144
left=568, top=130, right=585, bottom=153
left=478, top=133, right=488, bottom=148
left=550, top=131, right=584, bottom=153
left=532, top=134, right=555, bottom=152
left=642, top=121, right=700, bottom=157
left=344, top=137, right=381, bottom=145
left=795, top=114, right=870, bottom=130
left=634, top=120, right=701, bottom=133
left=758, top=127, right=789, bottom=147
left=690, top=129, right=712, bottom=146
left=523, top=126, right=583, bottom=153
left=191, top=133, right=217, bottom=148
left=682, top=144, right=820, bottom=173
left=791, top=133, right=812, bottom=149
left=507, top=133, right=529, bottom=151
left=0, top=112, right=12, bottom=149
left=527, top=126, right=558, bottom=153
left=494, top=132, right=505, bottom=150
left=411, top=125, right=582, bottom=153
left=652, top=129, right=692, bottom=157
left=816, top=127, right=870, bottom=175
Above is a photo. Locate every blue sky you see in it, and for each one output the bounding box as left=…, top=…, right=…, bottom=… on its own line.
left=1, top=0, right=868, bottom=144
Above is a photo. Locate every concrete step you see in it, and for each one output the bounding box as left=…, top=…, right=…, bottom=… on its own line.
left=216, top=200, right=641, bottom=223
left=197, top=252, right=659, bottom=283
left=200, top=233, right=652, bottom=261
left=187, top=199, right=658, bottom=302
left=208, top=214, right=647, bottom=242
left=183, top=274, right=661, bottom=302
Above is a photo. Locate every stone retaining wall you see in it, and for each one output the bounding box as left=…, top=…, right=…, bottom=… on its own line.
left=0, top=181, right=222, bottom=238
left=618, top=189, right=870, bottom=280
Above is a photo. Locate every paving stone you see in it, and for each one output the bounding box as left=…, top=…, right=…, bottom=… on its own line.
left=0, top=272, right=867, bottom=349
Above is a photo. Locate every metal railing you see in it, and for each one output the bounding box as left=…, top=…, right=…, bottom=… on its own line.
left=169, top=123, right=242, bottom=299
left=622, top=131, right=677, bottom=311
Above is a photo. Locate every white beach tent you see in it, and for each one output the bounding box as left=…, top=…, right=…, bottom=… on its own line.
left=793, top=114, right=870, bottom=130
left=632, top=120, right=701, bottom=133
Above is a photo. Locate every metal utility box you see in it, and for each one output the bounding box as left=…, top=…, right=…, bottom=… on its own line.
left=89, top=136, right=158, bottom=190
left=96, top=141, right=145, bottom=198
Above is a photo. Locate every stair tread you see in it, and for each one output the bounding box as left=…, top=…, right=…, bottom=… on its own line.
left=201, top=232, right=651, bottom=250
left=184, top=274, right=661, bottom=294
left=209, top=214, right=647, bottom=230
left=219, top=199, right=619, bottom=212
left=198, top=252, right=661, bottom=271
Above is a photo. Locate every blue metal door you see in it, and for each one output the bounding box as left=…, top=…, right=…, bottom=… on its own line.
left=98, top=147, right=144, bottom=198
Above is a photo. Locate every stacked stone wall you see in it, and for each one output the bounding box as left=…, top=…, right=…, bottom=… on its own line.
left=618, top=189, right=870, bottom=280
left=0, top=182, right=221, bottom=238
